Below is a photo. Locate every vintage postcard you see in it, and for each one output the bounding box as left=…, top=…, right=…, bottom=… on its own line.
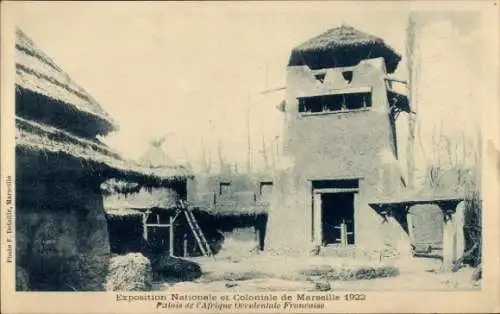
left=1, top=1, right=499, bottom=313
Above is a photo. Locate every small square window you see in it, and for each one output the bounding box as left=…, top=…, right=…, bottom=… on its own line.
left=259, top=182, right=273, bottom=201
left=219, top=182, right=231, bottom=196
left=342, top=71, right=353, bottom=84
left=314, top=73, right=326, bottom=83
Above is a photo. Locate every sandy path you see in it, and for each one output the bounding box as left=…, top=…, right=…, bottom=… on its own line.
left=153, top=254, right=479, bottom=292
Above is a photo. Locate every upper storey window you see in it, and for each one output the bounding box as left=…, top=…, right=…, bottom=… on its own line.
left=219, top=182, right=231, bottom=196
left=298, top=91, right=372, bottom=114
left=259, top=181, right=273, bottom=202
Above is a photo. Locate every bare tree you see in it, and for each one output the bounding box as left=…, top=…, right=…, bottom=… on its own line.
left=406, top=13, right=438, bottom=190
left=246, top=100, right=253, bottom=174
left=424, top=119, right=446, bottom=188
left=217, top=140, right=224, bottom=172
left=260, top=134, right=270, bottom=171
left=269, top=135, right=279, bottom=170
left=407, top=13, right=482, bottom=276
left=182, top=141, right=193, bottom=170
left=217, top=140, right=232, bottom=175
left=405, top=13, right=421, bottom=189
left=274, top=135, right=280, bottom=166
left=200, top=137, right=212, bottom=174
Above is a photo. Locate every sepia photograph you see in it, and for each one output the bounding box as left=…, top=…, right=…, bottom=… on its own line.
left=1, top=1, right=499, bottom=313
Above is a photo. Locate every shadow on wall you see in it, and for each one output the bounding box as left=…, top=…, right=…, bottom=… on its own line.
left=106, top=214, right=149, bottom=255
left=408, top=204, right=444, bottom=257
left=195, top=211, right=268, bottom=255
left=105, top=209, right=268, bottom=260
left=16, top=178, right=110, bottom=291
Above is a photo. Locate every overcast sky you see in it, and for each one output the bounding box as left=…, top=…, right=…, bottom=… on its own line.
left=14, top=2, right=410, bottom=170
left=12, top=2, right=490, bottom=175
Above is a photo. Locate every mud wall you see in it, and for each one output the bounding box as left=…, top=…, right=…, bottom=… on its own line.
left=187, top=173, right=273, bottom=208
left=16, top=152, right=110, bottom=291
left=266, top=59, right=407, bottom=254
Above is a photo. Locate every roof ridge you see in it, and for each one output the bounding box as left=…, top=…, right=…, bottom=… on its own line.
left=288, top=24, right=401, bottom=73
left=295, top=24, right=385, bottom=51
left=15, top=28, right=118, bottom=132
left=16, top=28, right=63, bottom=73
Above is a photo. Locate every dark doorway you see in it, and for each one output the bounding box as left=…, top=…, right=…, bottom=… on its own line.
left=321, top=193, right=355, bottom=245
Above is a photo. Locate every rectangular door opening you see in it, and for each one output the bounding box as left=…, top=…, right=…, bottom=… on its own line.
left=311, top=179, right=359, bottom=247
left=321, top=192, right=355, bottom=246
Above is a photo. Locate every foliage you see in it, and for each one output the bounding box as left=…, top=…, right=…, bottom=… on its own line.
left=463, top=190, right=482, bottom=267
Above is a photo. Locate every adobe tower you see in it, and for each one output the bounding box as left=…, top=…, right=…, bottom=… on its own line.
left=267, top=25, right=411, bottom=254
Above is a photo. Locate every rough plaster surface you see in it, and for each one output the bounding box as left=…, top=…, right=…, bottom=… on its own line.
left=267, top=58, right=407, bottom=253
left=16, top=171, right=110, bottom=291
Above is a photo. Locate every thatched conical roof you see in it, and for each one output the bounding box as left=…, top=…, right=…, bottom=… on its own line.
left=14, top=29, right=190, bottom=190
left=137, top=136, right=192, bottom=179
left=288, top=25, right=401, bottom=73
left=16, top=117, right=190, bottom=187
left=15, top=28, right=117, bottom=137
left=139, top=137, right=174, bottom=167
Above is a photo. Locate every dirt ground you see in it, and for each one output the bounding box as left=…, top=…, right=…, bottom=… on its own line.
left=152, top=252, right=480, bottom=292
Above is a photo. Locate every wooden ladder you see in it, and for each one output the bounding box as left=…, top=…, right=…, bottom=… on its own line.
left=335, top=221, right=353, bottom=247
left=180, top=200, right=215, bottom=259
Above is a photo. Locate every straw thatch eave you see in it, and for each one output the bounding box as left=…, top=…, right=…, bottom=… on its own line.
left=15, top=28, right=117, bottom=137
left=104, top=199, right=178, bottom=212
left=104, top=207, right=144, bottom=220
left=103, top=200, right=267, bottom=222
left=288, top=25, right=401, bottom=73
left=102, top=179, right=186, bottom=209
left=101, top=179, right=142, bottom=196
left=16, top=116, right=192, bottom=188
left=191, top=204, right=268, bottom=217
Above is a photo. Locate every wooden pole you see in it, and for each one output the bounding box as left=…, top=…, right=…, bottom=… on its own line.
left=454, top=202, right=466, bottom=262
left=406, top=213, right=414, bottom=242
left=439, top=201, right=461, bottom=271
left=145, top=224, right=171, bottom=228
left=340, top=221, right=347, bottom=247
left=313, top=193, right=322, bottom=246
left=442, top=214, right=457, bottom=271
left=142, top=213, right=148, bottom=241
left=169, top=215, right=174, bottom=257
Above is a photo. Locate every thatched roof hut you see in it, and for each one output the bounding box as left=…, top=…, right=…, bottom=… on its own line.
left=138, top=136, right=179, bottom=168
left=15, top=28, right=116, bottom=138
left=102, top=137, right=193, bottom=216
left=14, top=28, right=191, bottom=290
left=16, top=117, right=191, bottom=188
left=288, top=25, right=401, bottom=73
left=101, top=140, right=193, bottom=260
left=15, top=28, right=184, bottom=188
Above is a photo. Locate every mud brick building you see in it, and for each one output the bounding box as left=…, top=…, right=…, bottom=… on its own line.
left=266, top=25, right=413, bottom=255
left=187, top=172, right=271, bottom=252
